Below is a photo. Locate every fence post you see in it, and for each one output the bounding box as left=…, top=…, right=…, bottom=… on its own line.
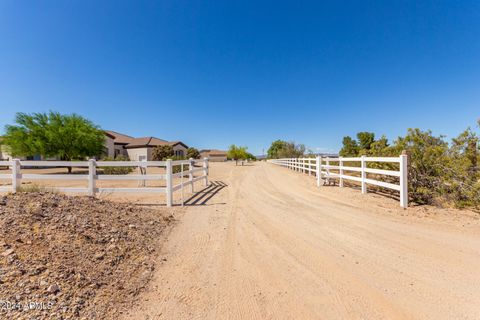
left=138, top=159, right=147, bottom=187
left=189, top=158, right=194, bottom=193
left=203, top=157, right=209, bottom=186
left=88, top=159, right=96, bottom=197
left=400, top=153, right=409, bottom=208
left=316, top=156, right=321, bottom=187
left=166, top=159, right=173, bottom=207
left=339, top=157, right=344, bottom=187
left=326, top=158, right=330, bottom=184
left=361, top=155, right=366, bottom=194
left=302, top=158, right=305, bottom=174
left=308, top=158, right=311, bottom=176
left=11, top=159, right=20, bottom=193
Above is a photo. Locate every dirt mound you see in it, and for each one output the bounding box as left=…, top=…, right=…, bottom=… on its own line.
left=0, top=192, right=174, bottom=319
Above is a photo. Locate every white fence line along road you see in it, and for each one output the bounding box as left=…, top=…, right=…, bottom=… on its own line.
left=268, top=155, right=408, bottom=208
left=0, top=158, right=210, bottom=207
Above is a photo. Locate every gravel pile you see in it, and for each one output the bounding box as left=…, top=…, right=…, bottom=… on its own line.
left=0, top=192, right=174, bottom=319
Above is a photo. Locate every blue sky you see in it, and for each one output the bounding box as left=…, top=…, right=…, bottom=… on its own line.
left=0, top=1, right=479, bottom=155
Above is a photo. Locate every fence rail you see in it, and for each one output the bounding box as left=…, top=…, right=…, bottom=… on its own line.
left=0, top=158, right=209, bottom=207
left=268, top=155, right=408, bottom=208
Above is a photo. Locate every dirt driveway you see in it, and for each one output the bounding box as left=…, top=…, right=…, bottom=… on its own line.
left=125, top=161, right=480, bottom=320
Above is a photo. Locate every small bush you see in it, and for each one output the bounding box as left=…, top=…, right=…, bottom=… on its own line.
left=336, top=126, right=480, bottom=209
left=186, top=147, right=200, bottom=159
left=101, top=156, right=134, bottom=175
left=152, top=145, right=174, bottom=161
left=18, top=184, right=56, bottom=193
left=169, top=155, right=190, bottom=175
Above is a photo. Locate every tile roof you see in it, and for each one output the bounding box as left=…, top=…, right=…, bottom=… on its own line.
left=125, top=137, right=169, bottom=148
left=105, top=130, right=188, bottom=149
left=104, top=130, right=135, bottom=144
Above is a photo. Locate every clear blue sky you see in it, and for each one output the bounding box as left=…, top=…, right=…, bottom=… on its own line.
left=0, top=1, right=479, bottom=155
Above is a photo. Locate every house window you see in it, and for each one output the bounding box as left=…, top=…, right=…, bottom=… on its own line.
left=175, top=150, right=184, bottom=157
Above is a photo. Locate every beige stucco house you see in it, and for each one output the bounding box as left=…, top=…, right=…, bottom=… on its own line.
left=104, top=130, right=188, bottom=161
left=0, top=143, right=12, bottom=160
left=199, top=149, right=228, bottom=162
left=0, top=131, right=188, bottom=162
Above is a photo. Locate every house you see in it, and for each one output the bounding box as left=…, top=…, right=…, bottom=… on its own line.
left=200, top=149, right=228, bottom=162
left=0, top=140, right=12, bottom=160
left=0, top=131, right=188, bottom=162
left=104, top=130, right=188, bottom=161
left=0, top=137, right=37, bottom=161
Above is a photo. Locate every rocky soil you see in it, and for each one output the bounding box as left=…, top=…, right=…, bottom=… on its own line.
left=0, top=192, right=175, bottom=319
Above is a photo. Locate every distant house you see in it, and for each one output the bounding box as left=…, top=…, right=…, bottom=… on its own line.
left=200, top=149, right=227, bottom=162
left=0, top=137, right=42, bottom=161
left=104, top=130, right=188, bottom=161
left=0, top=139, right=12, bottom=160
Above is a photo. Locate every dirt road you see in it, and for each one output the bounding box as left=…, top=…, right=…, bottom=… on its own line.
left=126, top=162, right=480, bottom=320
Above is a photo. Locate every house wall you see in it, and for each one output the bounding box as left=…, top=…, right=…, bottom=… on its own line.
left=104, top=136, right=115, bottom=158
left=0, top=144, right=11, bottom=160
left=114, top=144, right=129, bottom=158
left=0, top=145, right=29, bottom=161
left=126, top=147, right=150, bottom=161
left=173, top=144, right=187, bottom=158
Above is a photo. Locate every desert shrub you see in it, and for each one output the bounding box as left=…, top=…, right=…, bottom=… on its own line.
left=18, top=184, right=56, bottom=193
left=101, top=156, right=134, bottom=175
left=338, top=126, right=480, bottom=209
left=186, top=147, right=200, bottom=159
left=168, top=155, right=190, bottom=175
left=152, top=145, right=174, bottom=161
left=151, top=146, right=191, bottom=174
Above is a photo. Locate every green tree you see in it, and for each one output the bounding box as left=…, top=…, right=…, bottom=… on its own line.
left=3, top=111, right=105, bottom=172
left=277, top=142, right=305, bottom=158
left=368, top=135, right=392, bottom=156
left=227, top=144, right=248, bottom=165
left=267, top=140, right=287, bottom=159
left=186, top=147, right=200, bottom=159
left=267, top=140, right=305, bottom=158
left=357, top=132, right=375, bottom=151
left=246, top=152, right=257, bottom=160
left=152, top=145, right=174, bottom=160
left=339, top=136, right=359, bottom=157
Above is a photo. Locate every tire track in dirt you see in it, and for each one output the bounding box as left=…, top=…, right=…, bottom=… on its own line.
left=126, top=162, right=480, bottom=320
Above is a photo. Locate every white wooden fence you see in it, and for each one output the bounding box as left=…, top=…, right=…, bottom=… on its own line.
left=268, top=155, right=408, bottom=208
left=0, top=158, right=209, bottom=207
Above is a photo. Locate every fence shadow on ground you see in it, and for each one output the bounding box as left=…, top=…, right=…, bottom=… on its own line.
left=182, top=181, right=228, bottom=206
left=131, top=181, right=227, bottom=208
left=322, top=180, right=400, bottom=202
